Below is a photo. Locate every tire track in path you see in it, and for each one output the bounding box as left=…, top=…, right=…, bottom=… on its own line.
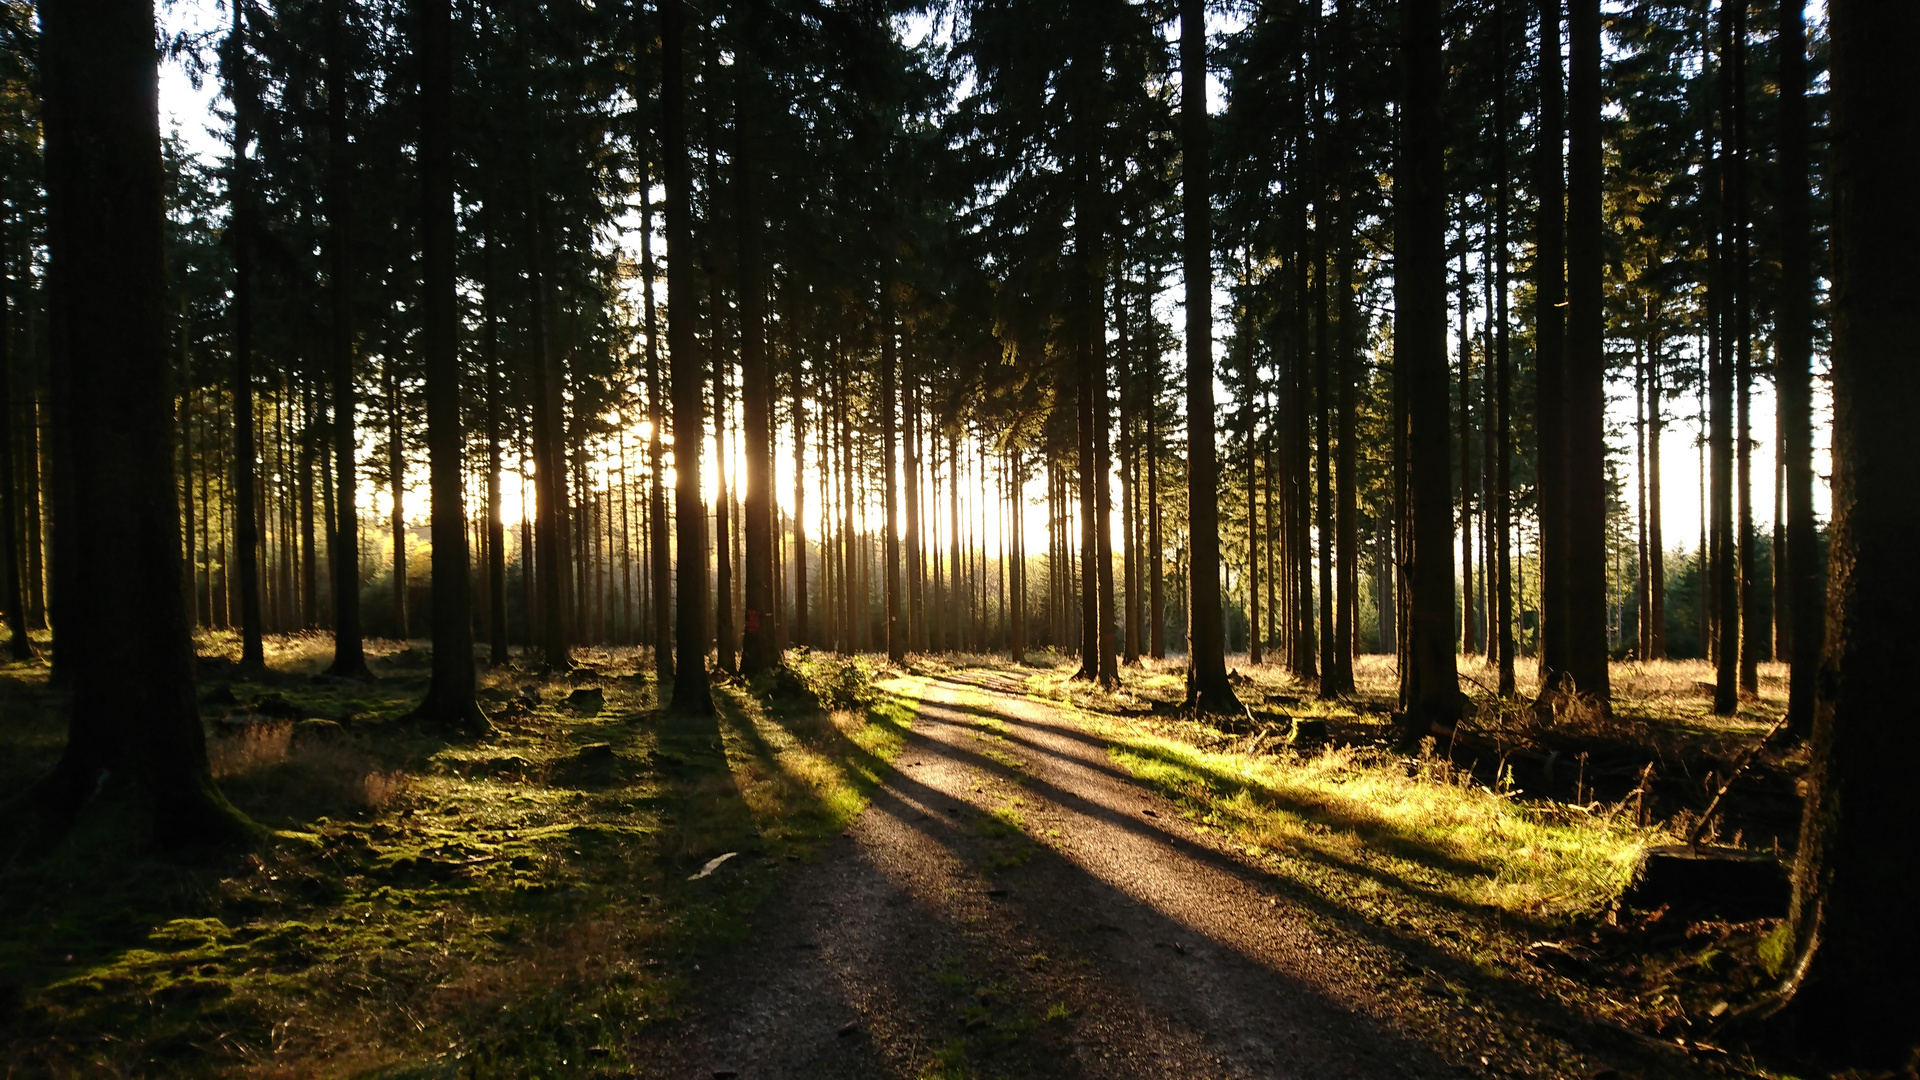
left=638, top=663, right=1489, bottom=1079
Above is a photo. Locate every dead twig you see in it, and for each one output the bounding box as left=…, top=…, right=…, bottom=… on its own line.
left=1683, top=712, right=1791, bottom=847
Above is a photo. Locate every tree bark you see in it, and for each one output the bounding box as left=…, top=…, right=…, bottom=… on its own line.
left=323, top=0, right=369, bottom=679
left=1775, top=0, right=1817, bottom=735
left=663, top=0, right=711, bottom=714
left=32, top=0, right=252, bottom=845
left=408, top=0, right=483, bottom=731
left=1532, top=0, right=1568, bottom=696
left=642, top=183, right=672, bottom=682
left=1563, top=0, right=1609, bottom=701
left=225, top=3, right=266, bottom=676
left=1772, top=1, right=1920, bottom=1057
left=1181, top=0, right=1236, bottom=713
left=1395, top=0, right=1460, bottom=739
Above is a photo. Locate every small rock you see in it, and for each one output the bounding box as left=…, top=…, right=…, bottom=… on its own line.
left=712, top=1070, right=739, bottom=1079
left=1289, top=717, right=1329, bottom=746
left=837, top=1021, right=860, bottom=1037
left=201, top=684, right=239, bottom=706
left=566, top=686, right=605, bottom=714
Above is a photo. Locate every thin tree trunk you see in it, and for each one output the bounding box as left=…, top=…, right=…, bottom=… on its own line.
left=324, top=0, right=368, bottom=677
left=1533, top=0, right=1568, bottom=694
left=1776, top=0, right=1816, bottom=734
left=662, top=0, right=709, bottom=713
left=1564, top=0, right=1609, bottom=701
left=227, top=3, right=265, bottom=675
left=1182, top=0, right=1236, bottom=712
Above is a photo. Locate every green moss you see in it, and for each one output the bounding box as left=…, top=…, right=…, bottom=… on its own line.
left=0, top=642, right=924, bottom=1076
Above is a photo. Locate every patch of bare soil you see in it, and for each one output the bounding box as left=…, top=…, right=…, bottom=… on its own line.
left=632, top=664, right=1724, bottom=1079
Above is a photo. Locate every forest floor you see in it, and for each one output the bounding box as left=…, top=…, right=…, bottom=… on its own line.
left=0, top=638, right=1807, bottom=1078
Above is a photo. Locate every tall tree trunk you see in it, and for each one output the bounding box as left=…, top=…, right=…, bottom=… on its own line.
left=226, top=3, right=266, bottom=676
left=1492, top=0, right=1516, bottom=693
left=528, top=213, right=571, bottom=669
left=1647, top=341, right=1664, bottom=659
left=1332, top=237, right=1359, bottom=693
left=324, top=0, right=369, bottom=678
left=1396, top=0, right=1460, bottom=740
left=1776, top=0, right=1817, bottom=735
left=736, top=35, right=774, bottom=676
left=1148, top=403, right=1164, bottom=661
left=385, top=360, right=407, bottom=639
left=31, top=0, right=252, bottom=845
left=1316, top=240, right=1336, bottom=693
left=1532, top=0, right=1568, bottom=695
left=1458, top=255, right=1477, bottom=659
left=0, top=207, right=31, bottom=659
left=1091, top=232, right=1118, bottom=687
left=483, top=233, right=509, bottom=666
left=790, top=348, right=808, bottom=650
left=1182, top=0, right=1236, bottom=713
left=408, top=0, right=482, bottom=732
left=1731, top=0, right=1758, bottom=697
left=1710, top=9, right=1737, bottom=715
left=1773, top=3, right=1920, bottom=1055
left=663, top=0, right=710, bottom=713
left=643, top=183, right=673, bottom=681
left=881, top=295, right=902, bottom=663
left=1563, top=0, right=1610, bottom=701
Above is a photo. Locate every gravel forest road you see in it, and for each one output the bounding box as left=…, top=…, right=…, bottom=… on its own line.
left=637, top=664, right=1615, bottom=1080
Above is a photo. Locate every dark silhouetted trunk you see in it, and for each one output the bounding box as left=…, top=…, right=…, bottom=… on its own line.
left=226, top=3, right=265, bottom=676
left=324, top=0, right=369, bottom=678
left=1773, top=2, right=1920, bottom=1057
left=1395, top=0, right=1459, bottom=739
left=1563, top=0, right=1609, bottom=700
left=881, top=295, right=902, bottom=663
left=483, top=231, right=509, bottom=666
left=1181, top=0, right=1236, bottom=713
left=736, top=32, right=774, bottom=675
left=1776, top=0, right=1817, bottom=735
left=1532, top=0, right=1568, bottom=694
left=643, top=184, right=672, bottom=682
left=663, top=0, right=710, bottom=714
left=408, top=0, right=482, bottom=732
left=0, top=207, right=30, bottom=659
left=32, top=0, right=252, bottom=845
left=1710, top=9, right=1737, bottom=715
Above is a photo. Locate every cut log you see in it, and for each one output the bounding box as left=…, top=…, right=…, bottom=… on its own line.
left=1622, top=844, right=1790, bottom=919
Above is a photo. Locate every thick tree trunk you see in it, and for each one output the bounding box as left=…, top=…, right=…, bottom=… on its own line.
left=408, top=0, right=482, bottom=732
left=1563, top=0, right=1609, bottom=701
left=664, top=0, right=710, bottom=714
left=1181, top=0, right=1235, bottom=713
left=1395, top=0, right=1459, bottom=740
left=1772, top=2, right=1920, bottom=1056
left=32, top=0, right=252, bottom=845
left=528, top=218, right=571, bottom=669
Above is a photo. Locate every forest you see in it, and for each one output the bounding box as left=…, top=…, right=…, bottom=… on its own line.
left=0, top=0, right=1914, bottom=1074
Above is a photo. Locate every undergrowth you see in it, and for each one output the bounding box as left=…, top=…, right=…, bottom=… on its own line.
left=0, top=636, right=920, bottom=1077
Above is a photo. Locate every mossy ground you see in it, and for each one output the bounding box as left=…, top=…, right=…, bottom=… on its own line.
left=0, top=633, right=920, bottom=1077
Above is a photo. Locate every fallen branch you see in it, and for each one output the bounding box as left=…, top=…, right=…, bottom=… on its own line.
left=1684, top=712, right=1791, bottom=847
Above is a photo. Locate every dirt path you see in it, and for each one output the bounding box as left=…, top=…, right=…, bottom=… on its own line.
left=636, top=665, right=1601, bottom=1079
